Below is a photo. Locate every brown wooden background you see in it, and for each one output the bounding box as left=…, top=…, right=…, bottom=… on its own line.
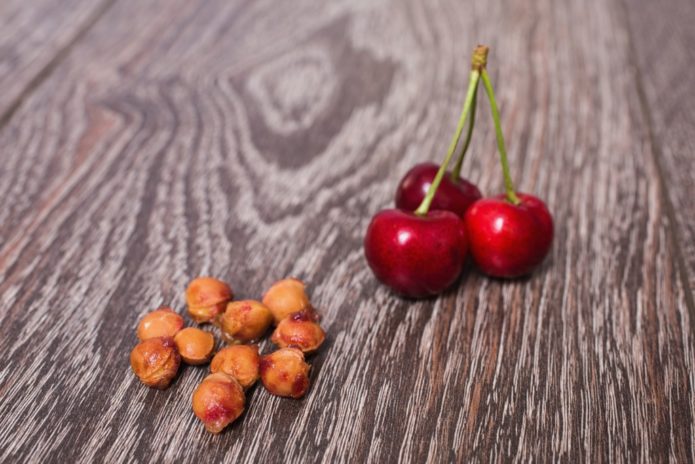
left=0, top=0, right=693, bottom=462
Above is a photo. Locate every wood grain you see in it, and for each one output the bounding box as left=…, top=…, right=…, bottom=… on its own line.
left=0, top=0, right=114, bottom=120
left=624, top=0, right=695, bottom=300
left=0, top=0, right=693, bottom=462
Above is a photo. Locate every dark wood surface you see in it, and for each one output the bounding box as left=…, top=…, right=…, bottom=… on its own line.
left=0, top=0, right=113, bottom=120
left=625, top=0, right=695, bottom=293
left=0, top=0, right=693, bottom=462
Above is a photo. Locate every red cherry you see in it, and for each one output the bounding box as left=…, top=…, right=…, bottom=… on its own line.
left=464, top=193, right=553, bottom=277
left=364, top=209, right=468, bottom=298
left=395, top=163, right=482, bottom=217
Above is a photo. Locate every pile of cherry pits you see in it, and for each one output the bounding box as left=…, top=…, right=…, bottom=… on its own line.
left=364, top=45, right=554, bottom=297
left=129, top=277, right=325, bottom=434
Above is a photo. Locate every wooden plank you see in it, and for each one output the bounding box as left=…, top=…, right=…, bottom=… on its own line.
left=0, top=0, right=692, bottom=462
left=624, top=0, right=695, bottom=298
left=0, top=0, right=114, bottom=119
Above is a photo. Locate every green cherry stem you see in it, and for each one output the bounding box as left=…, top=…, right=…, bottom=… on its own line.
left=480, top=68, right=521, bottom=205
left=414, top=71, right=479, bottom=216
left=415, top=45, right=488, bottom=216
left=450, top=83, right=478, bottom=180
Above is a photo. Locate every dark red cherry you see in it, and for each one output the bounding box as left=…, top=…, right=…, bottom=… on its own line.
left=364, top=209, right=468, bottom=298
left=395, top=162, right=482, bottom=217
left=464, top=193, right=553, bottom=277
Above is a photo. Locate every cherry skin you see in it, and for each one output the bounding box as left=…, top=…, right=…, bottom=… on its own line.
left=464, top=193, right=553, bottom=277
left=364, top=209, right=468, bottom=298
left=395, top=162, right=482, bottom=217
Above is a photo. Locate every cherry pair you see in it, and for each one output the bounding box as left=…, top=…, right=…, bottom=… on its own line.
left=364, top=46, right=553, bottom=298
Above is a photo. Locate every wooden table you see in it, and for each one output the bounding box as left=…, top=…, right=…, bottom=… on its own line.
left=1, top=0, right=693, bottom=462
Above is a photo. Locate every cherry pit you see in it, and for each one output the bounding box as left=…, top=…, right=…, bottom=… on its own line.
left=364, top=45, right=554, bottom=297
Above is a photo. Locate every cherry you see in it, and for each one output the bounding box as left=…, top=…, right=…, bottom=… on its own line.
left=364, top=46, right=489, bottom=297
left=465, top=193, right=553, bottom=277
left=364, top=209, right=467, bottom=297
left=395, top=162, right=482, bottom=217
left=464, top=55, right=554, bottom=277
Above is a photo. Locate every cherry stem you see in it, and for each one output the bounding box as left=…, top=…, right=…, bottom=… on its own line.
left=415, top=69, right=481, bottom=216
left=480, top=68, right=520, bottom=205
left=450, top=84, right=478, bottom=180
